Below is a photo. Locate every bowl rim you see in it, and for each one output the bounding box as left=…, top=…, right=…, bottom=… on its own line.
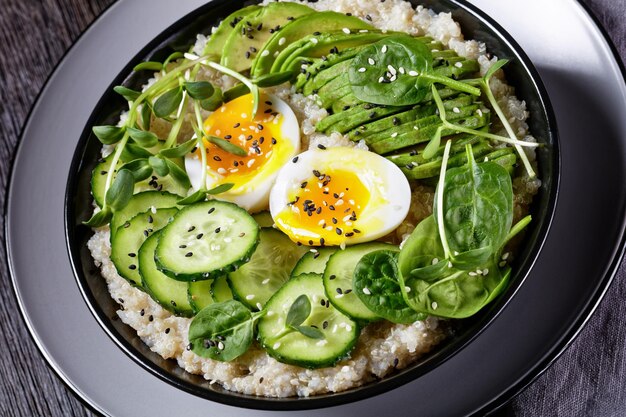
left=63, top=0, right=560, bottom=411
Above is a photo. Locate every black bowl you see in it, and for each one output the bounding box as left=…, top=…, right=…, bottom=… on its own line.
left=65, top=0, right=559, bottom=411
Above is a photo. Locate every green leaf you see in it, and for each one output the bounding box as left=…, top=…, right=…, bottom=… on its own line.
left=207, top=183, right=234, bottom=195
left=83, top=207, right=112, bottom=227
left=133, top=61, right=163, bottom=72
left=206, top=135, right=247, bottom=156
left=163, top=51, right=184, bottom=68
left=159, top=138, right=196, bottom=158
left=120, top=159, right=152, bottom=182
left=223, top=83, right=249, bottom=102
left=253, top=71, right=293, bottom=87
left=483, top=59, right=509, bottom=83
left=127, top=127, right=159, bottom=148
left=141, top=103, right=152, bottom=131
left=286, top=294, right=311, bottom=327
left=184, top=81, right=215, bottom=100
left=164, top=159, right=191, bottom=189
left=149, top=156, right=169, bottom=176
left=348, top=35, right=433, bottom=106
left=293, top=325, right=325, bottom=340
left=433, top=145, right=513, bottom=270
left=92, top=125, right=125, bottom=145
left=105, top=169, right=134, bottom=211
left=113, top=86, right=141, bottom=101
left=177, top=189, right=207, bottom=205
left=188, top=300, right=254, bottom=361
left=353, top=250, right=425, bottom=324
left=153, top=87, right=183, bottom=118
left=422, top=125, right=443, bottom=160
left=200, top=87, right=224, bottom=112
left=120, top=143, right=153, bottom=163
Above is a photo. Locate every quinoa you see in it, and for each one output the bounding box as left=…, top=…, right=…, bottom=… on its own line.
left=87, top=0, right=540, bottom=397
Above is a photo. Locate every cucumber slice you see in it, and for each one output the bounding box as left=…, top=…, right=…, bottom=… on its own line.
left=110, top=208, right=178, bottom=287
left=187, top=279, right=215, bottom=313
left=91, top=149, right=188, bottom=208
left=258, top=273, right=359, bottom=369
left=229, top=228, right=307, bottom=310
left=139, top=231, right=194, bottom=316
left=353, top=250, right=425, bottom=324
left=155, top=201, right=260, bottom=281
left=291, top=247, right=337, bottom=277
left=252, top=211, right=274, bottom=228
left=211, top=275, right=234, bottom=302
left=323, top=242, right=396, bottom=321
left=110, top=191, right=180, bottom=238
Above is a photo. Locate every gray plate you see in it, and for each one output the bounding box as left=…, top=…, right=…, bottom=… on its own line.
left=6, top=0, right=626, bottom=416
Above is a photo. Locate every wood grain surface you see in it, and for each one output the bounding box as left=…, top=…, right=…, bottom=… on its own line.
left=0, top=1, right=624, bottom=416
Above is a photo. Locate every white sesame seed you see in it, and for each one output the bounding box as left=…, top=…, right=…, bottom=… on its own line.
left=502, top=252, right=510, bottom=260
left=483, top=269, right=489, bottom=275
left=217, top=168, right=227, bottom=175
left=336, top=294, right=344, bottom=299
left=391, top=132, right=398, bottom=138
left=387, top=64, right=396, bottom=75
left=358, top=67, right=366, bottom=73
left=310, top=38, right=318, bottom=45
left=453, top=107, right=460, bottom=114
left=247, top=159, right=255, bottom=168
left=469, top=272, right=477, bottom=276
left=342, top=28, right=350, bottom=34
left=455, top=62, right=463, bottom=68
left=256, top=303, right=262, bottom=310
left=273, top=342, right=281, bottom=349
left=378, top=76, right=385, bottom=83
left=150, top=206, right=157, bottom=214
left=499, top=261, right=507, bottom=267
left=278, top=37, right=286, bottom=46
left=363, top=288, right=371, bottom=295
left=273, top=50, right=279, bottom=57
left=389, top=74, right=397, bottom=82
left=245, top=294, right=255, bottom=300
left=413, top=126, right=419, bottom=130
left=431, top=49, right=440, bottom=52
left=261, top=278, right=270, bottom=285
left=381, top=45, right=388, bottom=54
left=477, top=109, right=483, bottom=117
left=405, top=286, right=411, bottom=293
left=345, top=324, right=352, bottom=331
left=408, top=70, right=419, bottom=76
left=448, top=261, right=453, bottom=268
left=399, top=67, right=405, bottom=74
left=218, top=341, right=224, bottom=350
left=349, top=199, right=355, bottom=205
left=368, top=57, right=375, bottom=65
left=484, top=157, right=489, bottom=162
left=431, top=302, right=438, bottom=310
left=316, top=339, right=328, bottom=346
left=340, top=242, right=346, bottom=250
left=261, top=50, right=270, bottom=57
left=332, top=324, right=338, bottom=333
left=432, top=258, right=439, bottom=265
left=359, top=29, right=369, bottom=33
left=326, top=226, right=333, bottom=231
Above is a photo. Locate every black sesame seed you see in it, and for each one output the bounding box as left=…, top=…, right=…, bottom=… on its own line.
left=196, top=233, right=204, bottom=239
left=366, top=14, right=372, bottom=21
left=245, top=51, right=251, bottom=59
left=208, top=207, right=215, bottom=214
left=409, top=150, right=417, bottom=156
left=342, top=105, right=350, bottom=111
left=100, top=170, right=107, bottom=175
left=185, top=252, right=193, bottom=257
left=313, top=252, right=320, bottom=259
left=215, top=227, right=221, bottom=233
left=123, top=222, right=131, bottom=228
left=188, top=226, right=196, bottom=232
left=336, top=288, right=343, bottom=294
left=129, top=264, right=137, bottom=271
left=329, top=205, right=335, bottom=211
left=165, top=328, right=170, bottom=334
left=149, top=315, right=154, bottom=322
left=247, top=34, right=254, bottom=39
left=323, top=321, right=329, bottom=329
left=344, top=289, right=352, bottom=294
left=259, top=377, right=264, bottom=383
left=369, top=111, right=377, bottom=118
left=186, top=343, right=193, bottom=351
left=392, top=117, right=400, bottom=126
left=320, top=237, right=325, bottom=246
left=140, top=309, right=145, bottom=316
left=179, top=244, right=187, bottom=249
left=329, top=274, right=336, bottom=280
left=292, top=156, right=299, bottom=163
left=217, top=335, right=225, bottom=341
left=332, top=218, right=338, bottom=224
left=353, top=228, right=361, bottom=233
left=308, top=240, right=314, bottom=245
left=393, top=358, right=399, bottom=367
left=301, top=181, right=308, bottom=188
left=128, top=253, right=136, bottom=258
left=317, top=144, right=326, bottom=150
left=336, top=228, right=343, bottom=235
left=320, top=299, right=326, bottom=306
left=257, top=124, right=264, bottom=130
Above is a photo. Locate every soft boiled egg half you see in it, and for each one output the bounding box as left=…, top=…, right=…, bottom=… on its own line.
left=185, top=93, right=300, bottom=212
left=270, top=147, right=411, bottom=246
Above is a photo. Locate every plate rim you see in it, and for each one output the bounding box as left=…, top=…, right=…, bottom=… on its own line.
left=4, top=0, right=623, bottom=416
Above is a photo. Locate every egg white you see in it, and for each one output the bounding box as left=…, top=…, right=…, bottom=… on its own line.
left=185, top=94, right=300, bottom=213
left=269, top=147, right=411, bottom=245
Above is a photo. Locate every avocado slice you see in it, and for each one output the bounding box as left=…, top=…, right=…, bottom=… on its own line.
left=221, top=2, right=314, bottom=72
left=303, top=59, right=354, bottom=96
left=251, top=11, right=374, bottom=78
left=202, top=5, right=262, bottom=59
left=295, top=47, right=362, bottom=92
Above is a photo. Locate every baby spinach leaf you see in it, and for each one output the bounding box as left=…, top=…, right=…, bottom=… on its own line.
left=92, top=125, right=125, bottom=145
left=105, top=169, right=134, bottom=211
left=188, top=300, right=254, bottom=361
left=434, top=145, right=513, bottom=270
left=400, top=256, right=510, bottom=318
left=348, top=35, right=432, bottom=106
left=127, top=127, right=158, bottom=148
left=154, top=87, right=183, bottom=118
left=286, top=294, right=311, bottom=327
left=353, top=250, right=425, bottom=324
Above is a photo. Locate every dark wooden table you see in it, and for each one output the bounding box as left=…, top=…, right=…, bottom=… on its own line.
left=1, top=1, right=624, bottom=416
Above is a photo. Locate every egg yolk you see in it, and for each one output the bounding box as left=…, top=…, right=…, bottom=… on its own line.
left=276, top=169, right=371, bottom=246
left=200, top=94, right=283, bottom=186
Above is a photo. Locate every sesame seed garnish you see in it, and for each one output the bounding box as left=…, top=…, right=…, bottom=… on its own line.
left=368, top=57, right=375, bottom=65
left=128, top=252, right=136, bottom=258
left=165, top=328, right=170, bottom=334
left=342, top=27, right=351, bottom=34
left=246, top=295, right=254, bottom=300
left=362, top=288, right=371, bottom=295
left=292, top=156, right=299, bottom=163
left=185, top=252, right=193, bottom=257
left=336, top=288, right=343, bottom=294
left=381, top=45, right=388, bottom=53
left=317, top=144, right=326, bottom=150
left=358, top=67, right=366, bottom=73
left=129, top=264, right=136, bottom=270
left=215, top=227, right=221, bottom=233
left=208, top=207, right=215, bottom=214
